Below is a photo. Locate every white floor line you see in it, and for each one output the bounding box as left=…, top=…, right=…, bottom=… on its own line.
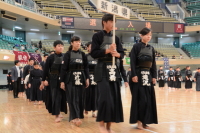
left=131, top=125, right=158, bottom=133
left=159, top=120, right=200, bottom=124
left=0, top=110, right=44, bottom=115
left=123, top=102, right=200, bottom=108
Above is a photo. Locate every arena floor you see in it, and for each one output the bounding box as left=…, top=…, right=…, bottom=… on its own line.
left=0, top=83, right=200, bottom=133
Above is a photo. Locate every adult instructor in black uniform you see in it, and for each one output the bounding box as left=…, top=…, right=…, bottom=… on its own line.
left=129, top=28, right=158, bottom=129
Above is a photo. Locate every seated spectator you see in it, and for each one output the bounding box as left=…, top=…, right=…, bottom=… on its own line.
left=180, top=54, right=184, bottom=59
left=13, top=46, right=18, bottom=51
left=35, top=49, right=40, bottom=54
left=172, top=55, right=176, bottom=59
left=21, top=45, right=25, bottom=50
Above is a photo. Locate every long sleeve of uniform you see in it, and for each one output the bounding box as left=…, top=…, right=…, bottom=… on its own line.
left=29, top=71, right=33, bottom=83
left=82, top=52, right=89, bottom=79
left=91, top=33, right=106, bottom=58
left=120, top=60, right=127, bottom=82
left=42, top=56, right=50, bottom=81
left=150, top=47, right=157, bottom=78
left=60, top=52, right=70, bottom=82
left=185, top=71, right=188, bottom=78
left=130, top=44, right=138, bottom=78
left=23, top=65, right=28, bottom=79
left=91, top=31, right=124, bottom=59
left=157, top=70, right=160, bottom=79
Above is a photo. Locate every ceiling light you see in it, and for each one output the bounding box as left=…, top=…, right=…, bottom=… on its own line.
left=166, top=35, right=173, bottom=37
left=67, top=31, right=75, bottom=33
left=181, top=34, right=189, bottom=36
left=30, top=29, right=40, bottom=31
left=15, top=26, right=22, bottom=29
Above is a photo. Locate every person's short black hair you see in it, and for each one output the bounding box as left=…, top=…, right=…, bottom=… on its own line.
left=14, top=60, right=20, bottom=65
left=139, top=28, right=152, bottom=36
left=160, top=66, right=163, bottom=68
left=198, top=67, right=200, bottom=70
left=43, top=54, right=48, bottom=57
left=86, top=42, right=92, bottom=47
left=53, top=40, right=64, bottom=47
left=29, top=58, right=34, bottom=62
left=34, top=61, right=40, bottom=66
left=186, top=66, right=190, bottom=68
left=102, top=14, right=115, bottom=28
left=170, top=67, right=173, bottom=69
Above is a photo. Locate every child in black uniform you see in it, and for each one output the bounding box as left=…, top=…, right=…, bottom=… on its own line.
left=91, top=14, right=124, bottom=133
left=41, top=40, right=67, bottom=123
left=84, top=42, right=98, bottom=118
left=29, top=61, right=43, bottom=105
left=158, top=66, right=165, bottom=89
left=60, top=36, right=89, bottom=126
left=129, top=28, right=157, bottom=129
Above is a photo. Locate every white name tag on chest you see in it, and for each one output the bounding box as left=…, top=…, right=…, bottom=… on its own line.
left=75, top=59, right=82, bottom=63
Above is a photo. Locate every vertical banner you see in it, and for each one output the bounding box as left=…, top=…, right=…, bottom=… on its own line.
left=174, top=23, right=185, bottom=33
left=13, top=51, right=29, bottom=64
left=163, top=57, right=169, bottom=69
left=29, top=53, right=42, bottom=63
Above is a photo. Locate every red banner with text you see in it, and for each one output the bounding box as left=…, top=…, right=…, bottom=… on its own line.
left=13, top=51, right=29, bottom=64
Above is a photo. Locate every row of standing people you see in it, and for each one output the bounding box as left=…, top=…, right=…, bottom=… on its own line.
left=10, top=14, right=158, bottom=133
left=158, top=66, right=200, bottom=91
left=40, top=14, right=158, bottom=132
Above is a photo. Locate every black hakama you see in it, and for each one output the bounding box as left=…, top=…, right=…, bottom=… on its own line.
left=66, top=80, right=84, bottom=121
left=158, top=80, right=165, bottom=87
left=42, top=53, right=67, bottom=116
left=30, top=78, right=42, bottom=101
left=84, top=82, right=97, bottom=112
left=174, top=78, right=181, bottom=88
left=185, top=80, right=192, bottom=89
left=168, top=79, right=174, bottom=87
left=19, top=82, right=25, bottom=92
left=49, top=75, right=67, bottom=116
left=96, top=78, right=123, bottom=123
left=129, top=42, right=158, bottom=125
left=29, top=69, right=43, bottom=101
left=25, top=83, right=30, bottom=100
left=194, top=72, right=200, bottom=91
left=130, top=70, right=158, bottom=124
left=44, top=85, right=52, bottom=113
left=185, top=70, right=192, bottom=89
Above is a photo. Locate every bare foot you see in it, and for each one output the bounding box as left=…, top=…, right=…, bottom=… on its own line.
left=143, top=124, right=149, bottom=129
left=55, top=116, right=61, bottom=123
left=70, top=119, right=76, bottom=125
left=85, top=111, right=88, bottom=115
left=107, top=129, right=115, bottom=133
left=92, top=112, right=96, bottom=118
left=99, top=126, right=108, bottom=133
left=137, top=121, right=144, bottom=130
left=75, top=119, right=82, bottom=127
left=59, top=114, right=63, bottom=118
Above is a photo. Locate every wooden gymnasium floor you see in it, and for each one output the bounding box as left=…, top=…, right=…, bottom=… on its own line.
left=0, top=83, right=200, bottom=133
